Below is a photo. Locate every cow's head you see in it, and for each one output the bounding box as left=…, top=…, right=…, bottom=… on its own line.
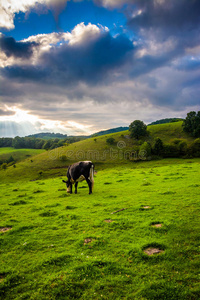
left=62, top=180, right=72, bottom=193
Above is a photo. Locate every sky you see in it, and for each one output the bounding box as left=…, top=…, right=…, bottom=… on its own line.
left=0, top=0, right=200, bottom=137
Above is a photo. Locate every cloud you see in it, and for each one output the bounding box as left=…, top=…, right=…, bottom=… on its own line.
left=1, top=23, right=134, bottom=85
left=0, top=0, right=70, bottom=30
left=1, top=2, right=200, bottom=136
left=0, top=108, right=15, bottom=117
left=127, top=0, right=200, bottom=46
left=94, top=0, right=132, bottom=8
left=0, top=34, right=38, bottom=58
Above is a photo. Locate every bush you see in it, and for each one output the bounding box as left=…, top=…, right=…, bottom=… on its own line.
left=7, top=155, right=15, bottom=164
left=188, top=138, right=200, bottom=157
left=153, top=138, right=164, bottom=156
left=106, top=137, right=115, bottom=145
left=171, top=139, right=188, bottom=156
left=60, top=155, right=67, bottom=161
left=162, top=144, right=180, bottom=158
left=1, top=163, right=7, bottom=170
left=139, top=142, right=152, bottom=160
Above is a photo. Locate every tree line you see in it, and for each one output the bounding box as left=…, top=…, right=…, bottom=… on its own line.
left=0, top=136, right=83, bottom=150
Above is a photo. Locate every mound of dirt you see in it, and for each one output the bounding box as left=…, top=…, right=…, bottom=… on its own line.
left=152, top=223, right=162, bottom=228
left=144, top=248, right=164, bottom=256
left=0, top=227, right=12, bottom=233
left=104, top=219, right=113, bottom=223
left=84, top=238, right=92, bottom=245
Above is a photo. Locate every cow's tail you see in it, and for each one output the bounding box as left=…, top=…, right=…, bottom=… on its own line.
left=89, top=163, right=94, bottom=191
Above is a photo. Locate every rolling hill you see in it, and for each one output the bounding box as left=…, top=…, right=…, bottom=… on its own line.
left=1, top=120, right=200, bottom=299
left=0, top=121, right=197, bottom=183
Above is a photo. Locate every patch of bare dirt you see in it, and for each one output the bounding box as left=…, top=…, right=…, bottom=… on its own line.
left=152, top=223, right=162, bottom=228
left=84, top=238, right=92, bottom=245
left=144, top=248, right=164, bottom=256
left=0, top=227, right=12, bottom=233
left=104, top=219, right=113, bottom=223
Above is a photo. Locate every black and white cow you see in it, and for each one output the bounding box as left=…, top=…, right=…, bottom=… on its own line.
left=62, top=161, right=94, bottom=194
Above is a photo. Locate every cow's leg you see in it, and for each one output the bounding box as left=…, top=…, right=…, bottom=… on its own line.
left=75, top=182, right=78, bottom=194
left=69, top=183, right=73, bottom=194
left=86, top=178, right=92, bottom=194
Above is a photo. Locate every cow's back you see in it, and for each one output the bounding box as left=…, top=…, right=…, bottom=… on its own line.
left=69, top=161, right=93, bottom=181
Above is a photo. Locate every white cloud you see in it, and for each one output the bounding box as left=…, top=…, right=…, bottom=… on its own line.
left=94, top=0, right=132, bottom=8
left=0, top=0, right=71, bottom=29
left=0, top=0, right=132, bottom=30
left=0, top=23, right=107, bottom=67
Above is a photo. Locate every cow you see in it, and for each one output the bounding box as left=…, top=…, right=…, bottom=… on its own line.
left=62, top=161, right=94, bottom=194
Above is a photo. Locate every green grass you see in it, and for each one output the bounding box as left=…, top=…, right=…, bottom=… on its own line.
left=148, top=121, right=192, bottom=142
left=0, top=121, right=194, bottom=183
left=0, top=147, right=44, bottom=163
left=0, top=159, right=200, bottom=299
left=0, top=123, right=199, bottom=299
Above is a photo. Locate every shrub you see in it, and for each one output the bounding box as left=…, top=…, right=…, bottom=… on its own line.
left=188, top=138, right=200, bottom=157
left=171, top=139, right=188, bottom=156
left=106, top=137, right=115, bottom=145
left=1, top=163, right=7, bottom=170
left=139, top=142, right=152, bottom=160
left=60, top=155, right=67, bottom=161
left=153, top=138, right=164, bottom=156
left=162, top=144, right=179, bottom=158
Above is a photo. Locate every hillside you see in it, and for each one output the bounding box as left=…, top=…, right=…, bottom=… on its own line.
left=149, top=118, right=183, bottom=125
left=91, top=126, right=129, bottom=137
left=0, top=121, right=198, bottom=183
left=0, top=148, right=44, bottom=164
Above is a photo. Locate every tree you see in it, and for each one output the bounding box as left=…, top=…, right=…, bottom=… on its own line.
left=139, top=142, right=151, bottom=160
left=183, top=111, right=200, bottom=137
left=129, top=120, right=147, bottom=140
left=153, top=138, right=164, bottom=156
left=43, top=140, right=53, bottom=150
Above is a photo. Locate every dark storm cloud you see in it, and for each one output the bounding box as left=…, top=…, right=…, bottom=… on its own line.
left=2, top=65, right=49, bottom=82
left=1, top=32, right=134, bottom=85
left=175, top=58, right=200, bottom=72
left=128, top=0, right=200, bottom=45
left=0, top=35, right=38, bottom=58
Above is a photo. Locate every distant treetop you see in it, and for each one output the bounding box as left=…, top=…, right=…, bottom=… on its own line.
left=26, top=132, right=68, bottom=139
left=183, top=111, right=200, bottom=138
left=149, top=118, right=183, bottom=126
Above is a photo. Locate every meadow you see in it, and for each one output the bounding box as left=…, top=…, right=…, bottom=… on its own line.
left=0, top=158, right=200, bottom=299
left=0, top=148, right=44, bottom=164
left=0, top=122, right=200, bottom=299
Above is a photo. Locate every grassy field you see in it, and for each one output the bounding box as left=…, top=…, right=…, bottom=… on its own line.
left=0, top=121, right=193, bottom=183
left=0, top=122, right=199, bottom=299
left=0, top=158, right=200, bottom=299
left=0, top=148, right=44, bottom=164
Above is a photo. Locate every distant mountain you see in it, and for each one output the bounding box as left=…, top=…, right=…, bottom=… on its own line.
left=148, top=118, right=183, bottom=126
left=26, top=132, right=68, bottom=139
left=91, top=126, right=129, bottom=137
